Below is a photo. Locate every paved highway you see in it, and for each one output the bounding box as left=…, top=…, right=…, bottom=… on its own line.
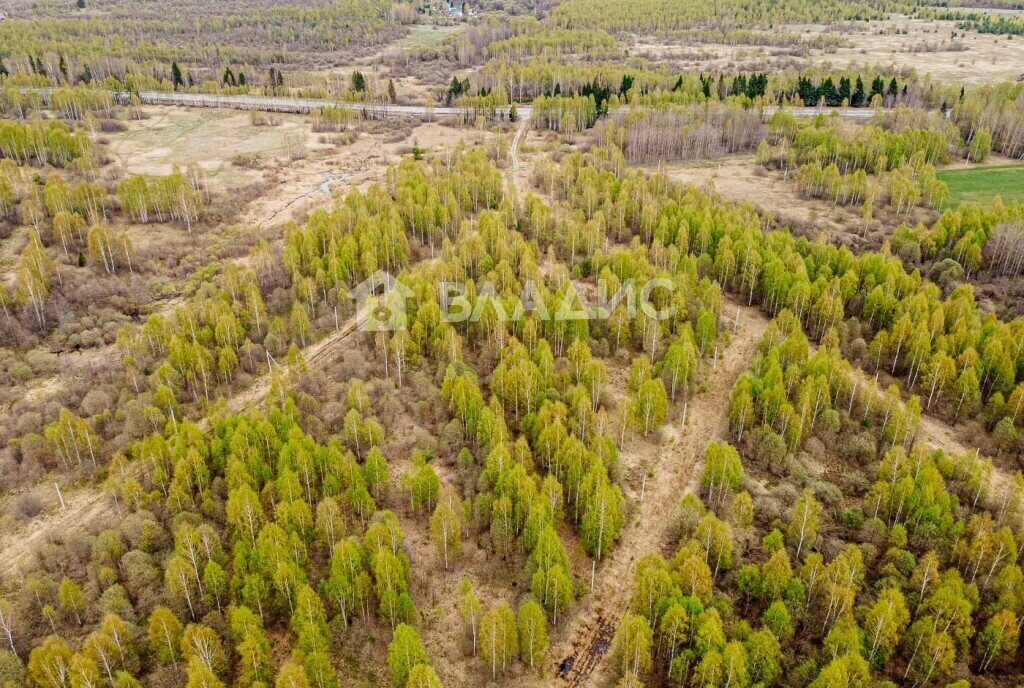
left=84, top=90, right=892, bottom=120
left=122, top=90, right=473, bottom=116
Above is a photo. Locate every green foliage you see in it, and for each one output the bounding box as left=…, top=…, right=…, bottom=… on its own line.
left=763, top=114, right=953, bottom=213
left=57, top=578, right=86, bottom=624
left=387, top=624, right=427, bottom=687
left=116, top=171, right=203, bottom=229
left=517, top=600, right=548, bottom=670
left=480, top=602, right=517, bottom=679
left=147, top=607, right=183, bottom=666
left=405, top=664, right=442, bottom=688
left=28, top=637, right=73, bottom=688
left=429, top=489, right=463, bottom=570
left=402, top=451, right=439, bottom=513
left=611, top=613, right=652, bottom=680
left=0, top=119, right=92, bottom=167
left=0, top=0, right=402, bottom=93
left=701, top=441, right=743, bottom=508
left=550, top=0, right=910, bottom=31
left=9, top=112, right=1024, bottom=688
left=531, top=95, right=599, bottom=133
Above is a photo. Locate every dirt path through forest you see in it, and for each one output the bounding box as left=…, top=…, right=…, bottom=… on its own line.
left=503, top=114, right=531, bottom=201
left=0, top=226, right=29, bottom=287
left=548, top=301, right=1016, bottom=687
left=549, top=298, right=770, bottom=687
left=0, top=122, right=469, bottom=576
left=224, top=308, right=367, bottom=416
left=0, top=486, right=111, bottom=576
left=0, top=307, right=370, bottom=575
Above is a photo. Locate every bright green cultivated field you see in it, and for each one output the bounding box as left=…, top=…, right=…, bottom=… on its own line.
left=937, top=164, right=1024, bottom=207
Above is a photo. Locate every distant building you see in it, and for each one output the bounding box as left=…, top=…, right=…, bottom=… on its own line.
left=447, top=2, right=474, bottom=18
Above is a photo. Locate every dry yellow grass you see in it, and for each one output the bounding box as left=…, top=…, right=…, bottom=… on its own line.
left=104, top=106, right=323, bottom=195
left=632, top=16, right=1024, bottom=85
left=799, top=16, right=1024, bottom=86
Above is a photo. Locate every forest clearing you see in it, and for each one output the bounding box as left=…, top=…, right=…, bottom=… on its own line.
left=938, top=164, right=1024, bottom=207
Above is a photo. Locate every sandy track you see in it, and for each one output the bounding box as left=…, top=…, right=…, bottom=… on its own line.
left=510, top=116, right=529, bottom=174
left=548, top=299, right=1015, bottom=687
left=0, top=307, right=370, bottom=576
left=225, top=309, right=367, bottom=415
left=0, top=110, right=463, bottom=577
left=549, top=299, right=770, bottom=687
left=0, top=138, right=385, bottom=576
left=0, top=486, right=112, bottom=576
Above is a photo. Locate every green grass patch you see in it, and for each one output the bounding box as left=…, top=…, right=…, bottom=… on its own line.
left=937, top=163, right=1024, bottom=207
left=393, top=24, right=461, bottom=50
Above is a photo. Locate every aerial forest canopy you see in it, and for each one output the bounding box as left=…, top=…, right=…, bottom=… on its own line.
left=549, top=0, right=922, bottom=31
left=0, top=0, right=404, bottom=86
left=1, top=0, right=1024, bottom=687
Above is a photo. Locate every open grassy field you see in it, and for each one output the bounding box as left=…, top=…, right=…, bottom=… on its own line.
left=937, top=163, right=1024, bottom=206
left=393, top=23, right=462, bottom=50
left=632, top=16, right=1024, bottom=85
